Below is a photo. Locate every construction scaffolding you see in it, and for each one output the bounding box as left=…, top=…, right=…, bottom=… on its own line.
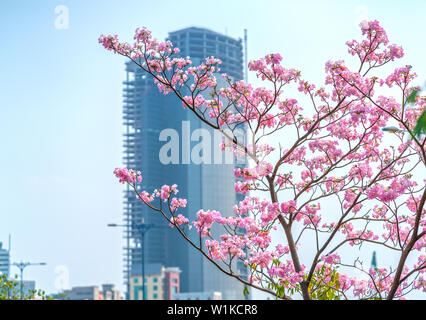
left=122, top=61, right=145, bottom=299
left=120, top=27, right=249, bottom=299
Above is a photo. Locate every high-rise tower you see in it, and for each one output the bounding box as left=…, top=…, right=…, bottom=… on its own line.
left=0, top=242, right=10, bottom=277
left=122, top=27, right=247, bottom=299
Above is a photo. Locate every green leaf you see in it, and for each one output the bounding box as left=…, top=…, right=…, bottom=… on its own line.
left=413, top=110, right=426, bottom=137
left=243, top=286, right=250, bottom=298
left=406, top=88, right=419, bottom=104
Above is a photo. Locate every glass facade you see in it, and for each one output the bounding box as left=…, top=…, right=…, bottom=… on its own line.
left=0, top=242, right=9, bottom=277
left=122, top=27, right=247, bottom=300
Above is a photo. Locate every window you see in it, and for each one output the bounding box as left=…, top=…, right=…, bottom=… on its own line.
left=153, top=277, right=158, bottom=283
left=189, top=32, right=203, bottom=39
left=191, top=40, right=203, bottom=46
left=134, top=278, right=138, bottom=284
left=153, top=293, right=158, bottom=299
left=153, top=285, right=158, bottom=291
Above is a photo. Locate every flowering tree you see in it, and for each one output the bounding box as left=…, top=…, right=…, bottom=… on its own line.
left=100, top=20, right=425, bottom=300
left=0, top=274, right=49, bottom=300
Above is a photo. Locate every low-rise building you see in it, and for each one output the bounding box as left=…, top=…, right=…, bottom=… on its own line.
left=173, top=291, right=222, bottom=300
left=63, top=285, right=100, bottom=300
left=130, top=264, right=181, bottom=300
left=61, top=283, right=122, bottom=300
left=100, top=283, right=121, bottom=300
left=163, top=267, right=180, bottom=300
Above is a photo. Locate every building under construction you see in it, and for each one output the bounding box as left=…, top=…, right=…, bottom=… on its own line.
left=121, top=27, right=248, bottom=299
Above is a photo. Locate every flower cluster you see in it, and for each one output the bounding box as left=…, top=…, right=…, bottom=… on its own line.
left=106, top=19, right=426, bottom=300
left=113, top=167, right=141, bottom=184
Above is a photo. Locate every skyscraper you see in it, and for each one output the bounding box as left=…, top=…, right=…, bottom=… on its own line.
left=122, top=27, right=247, bottom=299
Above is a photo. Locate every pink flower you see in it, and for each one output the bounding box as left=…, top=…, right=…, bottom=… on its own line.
left=106, top=21, right=425, bottom=300
left=280, top=200, right=297, bottom=214
left=321, top=253, right=341, bottom=265
left=113, top=167, right=142, bottom=184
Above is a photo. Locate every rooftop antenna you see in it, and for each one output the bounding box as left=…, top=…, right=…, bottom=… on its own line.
left=371, top=251, right=377, bottom=269
left=244, top=29, right=248, bottom=83
left=8, top=234, right=11, bottom=252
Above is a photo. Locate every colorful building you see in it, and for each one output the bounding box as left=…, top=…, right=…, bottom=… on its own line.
left=130, top=264, right=181, bottom=300
left=174, top=291, right=222, bottom=300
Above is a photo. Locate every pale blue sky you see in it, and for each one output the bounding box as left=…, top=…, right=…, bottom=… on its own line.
left=0, top=0, right=425, bottom=297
